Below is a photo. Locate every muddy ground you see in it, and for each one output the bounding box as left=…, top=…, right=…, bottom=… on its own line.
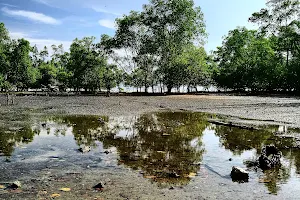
left=1, top=94, right=300, bottom=126
left=1, top=94, right=300, bottom=200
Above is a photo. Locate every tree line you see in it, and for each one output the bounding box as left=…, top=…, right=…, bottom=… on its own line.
left=0, top=0, right=210, bottom=95
left=214, top=0, right=300, bottom=93
left=1, top=0, right=300, bottom=95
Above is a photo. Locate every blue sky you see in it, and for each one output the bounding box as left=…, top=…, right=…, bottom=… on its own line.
left=0, top=0, right=266, bottom=53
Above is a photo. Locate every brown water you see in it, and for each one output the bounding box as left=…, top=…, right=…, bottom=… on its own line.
left=1, top=112, right=300, bottom=195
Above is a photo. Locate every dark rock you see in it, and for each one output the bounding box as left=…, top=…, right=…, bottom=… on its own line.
left=7, top=181, right=21, bottom=190
left=229, top=158, right=232, bottom=161
left=259, top=145, right=282, bottom=170
left=104, top=150, right=110, bottom=154
left=93, top=183, right=104, bottom=191
left=231, top=166, right=249, bottom=182
left=78, top=146, right=91, bottom=153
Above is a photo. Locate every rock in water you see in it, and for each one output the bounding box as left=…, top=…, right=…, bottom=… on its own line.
left=259, top=145, right=282, bottom=170
left=78, top=146, right=91, bottom=153
left=231, top=166, right=249, bottom=182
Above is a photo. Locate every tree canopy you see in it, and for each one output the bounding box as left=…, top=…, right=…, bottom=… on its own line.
left=1, top=0, right=300, bottom=94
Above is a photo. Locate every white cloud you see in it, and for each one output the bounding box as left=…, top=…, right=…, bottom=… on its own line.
left=98, top=19, right=116, bottom=29
left=10, top=32, right=29, bottom=39
left=10, top=31, right=72, bottom=54
left=91, top=7, right=120, bottom=16
left=0, top=3, right=17, bottom=8
left=1, top=7, right=61, bottom=25
left=31, top=0, right=50, bottom=5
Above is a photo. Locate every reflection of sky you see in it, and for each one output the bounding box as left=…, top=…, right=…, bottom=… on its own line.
left=202, top=128, right=256, bottom=177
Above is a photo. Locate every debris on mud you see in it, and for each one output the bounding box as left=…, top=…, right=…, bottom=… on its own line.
left=231, top=166, right=249, bottom=183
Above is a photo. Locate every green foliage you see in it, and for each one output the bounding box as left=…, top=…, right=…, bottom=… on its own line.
left=2, top=0, right=299, bottom=94
left=68, top=37, right=106, bottom=91
left=37, top=62, right=57, bottom=87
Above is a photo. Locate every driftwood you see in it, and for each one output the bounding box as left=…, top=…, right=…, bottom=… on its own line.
left=208, top=120, right=259, bottom=130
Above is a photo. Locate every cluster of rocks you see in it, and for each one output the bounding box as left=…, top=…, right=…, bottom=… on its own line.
left=231, top=145, right=282, bottom=182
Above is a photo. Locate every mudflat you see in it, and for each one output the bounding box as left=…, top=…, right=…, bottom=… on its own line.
left=2, top=94, right=300, bottom=126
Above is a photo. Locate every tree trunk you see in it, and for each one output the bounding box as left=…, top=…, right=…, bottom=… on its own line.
left=106, top=88, right=111, bottom=97
left=167, top=86, right=172, bottom=94
left=187, top=84, right=191, bottom=93
left=160, top=82, right=163, bottom=94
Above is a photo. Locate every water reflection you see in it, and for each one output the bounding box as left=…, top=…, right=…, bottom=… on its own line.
left=0, top=125, right=35, bottom=157
left=214, top=125, right=298, bottom=194
left=101, top=112, right=209, bottom=186
left=1, top=112, right=300, bottom=193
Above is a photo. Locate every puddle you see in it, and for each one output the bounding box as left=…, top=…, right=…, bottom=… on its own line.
left=1, top=112, right=300, bottom=195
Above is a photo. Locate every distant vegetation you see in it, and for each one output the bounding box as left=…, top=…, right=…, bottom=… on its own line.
left=0, top=0, right=300, bottom=95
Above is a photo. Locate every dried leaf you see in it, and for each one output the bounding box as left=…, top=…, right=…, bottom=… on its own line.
left=188, top=172, right=197, bottom=178
left=60, top=188, right=71, bottom=192
left=51, top=193, right=61, bottom=198
left=144, top=175, right=156, bottom=179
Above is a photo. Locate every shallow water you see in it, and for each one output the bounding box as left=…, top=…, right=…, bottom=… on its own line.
left=1, top=112, right=300, bottom=195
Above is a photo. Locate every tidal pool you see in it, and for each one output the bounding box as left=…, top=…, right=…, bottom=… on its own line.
left=1, top=112, right=300, bottom=196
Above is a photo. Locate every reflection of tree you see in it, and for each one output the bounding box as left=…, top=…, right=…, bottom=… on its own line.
left=101, top=112, right=209, bottom=186
left=0, top=125, right=35, bottom=157
left=281, top=149, right=300, bottom=175
left=214, top=126, right=274, bottom=155
left=259, top=166, right=290, bottom=195
left=49, top=115, right=110, bottom=147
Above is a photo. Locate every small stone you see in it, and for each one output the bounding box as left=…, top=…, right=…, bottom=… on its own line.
left=93, top=183, right=104, bottom=191
left=169, top=186, right=175, bottom=190
left=104, top=150, right=110, bottom=154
